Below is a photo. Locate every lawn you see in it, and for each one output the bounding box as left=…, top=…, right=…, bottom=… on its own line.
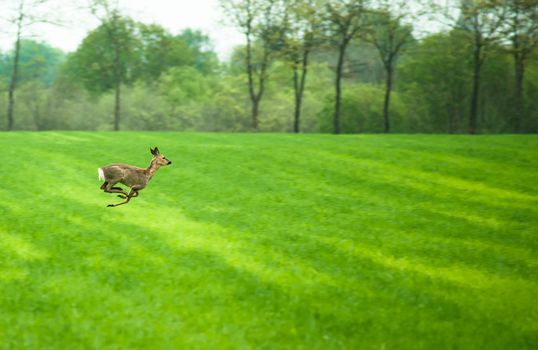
left=0, top=132, right=536, bottom=349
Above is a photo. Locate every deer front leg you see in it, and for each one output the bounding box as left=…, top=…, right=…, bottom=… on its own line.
left=117, top=191, right=139, bottom=199
left=107, top=188, right=140, bottom=207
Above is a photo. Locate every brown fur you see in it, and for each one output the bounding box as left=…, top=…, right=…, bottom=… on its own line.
left=99, top=147, right=171, bottom=207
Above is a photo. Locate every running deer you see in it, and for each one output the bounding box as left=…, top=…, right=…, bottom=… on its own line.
left=98, top=147, right=172, bottom=207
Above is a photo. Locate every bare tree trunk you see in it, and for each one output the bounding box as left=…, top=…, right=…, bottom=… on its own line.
left=383, top=61, right=393, bottom=133
left=114, top=75, right=121, bottom=131
left=293, top=63, right=300, bottom=133
left=251, top=96, right=260, bottom=130
left=246, top=33, right=256, bottom=130
left=31, top=98, right=42, bottom=130
left=7, top=1, right=24, bottom=131
left=245, top=31, right=260, bottom=131
left=244, top=30, right=270, bottom=131
left=513, top=54, right=524, bottom=133
left=292, top=50, right=309, bottom=133
left=447, top=104, right=455, bottom=134
left=334, top=43, right=346, bottom=134
left=250, top=70, right=267, bottom=131
left=113, top=39, right=121, bottom=131
left=469, top=40, right=482, bottom=134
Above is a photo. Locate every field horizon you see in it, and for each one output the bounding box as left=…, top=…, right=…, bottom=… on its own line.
left=0, top=132, right=537, bottom=349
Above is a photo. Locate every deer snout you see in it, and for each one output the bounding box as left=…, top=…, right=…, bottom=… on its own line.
left=167, top=160, right=172, bottom=165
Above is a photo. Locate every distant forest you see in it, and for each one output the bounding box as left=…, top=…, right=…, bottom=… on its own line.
left=1, top=0, right=537, bottom=133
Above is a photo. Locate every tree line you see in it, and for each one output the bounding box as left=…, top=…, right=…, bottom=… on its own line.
left=1, top=0, right=537, bottom=133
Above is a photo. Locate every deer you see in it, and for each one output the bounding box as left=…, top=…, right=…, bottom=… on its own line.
left=98, top=147, right=172, bottom=207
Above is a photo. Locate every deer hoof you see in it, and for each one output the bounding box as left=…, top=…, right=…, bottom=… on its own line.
left=117, top=195, right=127, bottom=199
left=107, top=204, right=115, bottom=207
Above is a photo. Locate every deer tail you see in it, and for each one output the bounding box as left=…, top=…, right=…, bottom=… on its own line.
left=98, top=168, right=105, bottom=181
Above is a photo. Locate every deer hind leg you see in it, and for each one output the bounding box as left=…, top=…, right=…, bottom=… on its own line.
left=108, top=187, right=139, bottom=207
left=103, top=182, right=129, bottom=197
left=101, top=183, right=124, bottom=192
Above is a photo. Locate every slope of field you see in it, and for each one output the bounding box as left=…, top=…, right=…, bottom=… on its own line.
left=0, top=132, right=537, bottom=349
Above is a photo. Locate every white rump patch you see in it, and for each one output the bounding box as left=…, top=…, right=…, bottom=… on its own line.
left=98, top=168, right=105, bottom=181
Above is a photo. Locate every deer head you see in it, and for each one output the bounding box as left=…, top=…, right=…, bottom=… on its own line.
left=150, top=147, right=172, bottom=166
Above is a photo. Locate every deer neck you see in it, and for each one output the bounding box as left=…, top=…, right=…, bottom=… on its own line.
left=146, top=159, right=162, bottom=179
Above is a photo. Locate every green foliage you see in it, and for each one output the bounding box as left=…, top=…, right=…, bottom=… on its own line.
left=0, top=133, right=537, bottom=349
left=363, top=6, right=415, bottom=66
left=279, top=0, right=326, bottom=61
left=0, top=40, right=65, bottom=87
left=63, top=14, right=140, bottom=94
left=118, top=82, right=170, bottom=130
left=197, top=74, right=250, bottom=131
left=160, top=66, right=212, bottom=105
left=3, top=6, right=538, bottom=133
left=133, top=24, right=194, bottom=82
left=399, top=31, right=473, bottom=133
left=45, top=70, right=251, bottom=132
left=479, top=50, right=515, bottom=132
left=317, top=82, right=406, bottom=133
left=158, top=66, right=218, bottom=130
left=177, top=29, right=220, bottom=75
left=62, top=21, right=220, bottom=97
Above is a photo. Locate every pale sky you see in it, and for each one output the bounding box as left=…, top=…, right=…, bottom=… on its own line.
left=0, top=0, right=448, bottom=60
left=0, top=0, right=244, bottom=60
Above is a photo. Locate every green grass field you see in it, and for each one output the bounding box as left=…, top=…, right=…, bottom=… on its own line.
left=0, top=132, right=537, bottom=349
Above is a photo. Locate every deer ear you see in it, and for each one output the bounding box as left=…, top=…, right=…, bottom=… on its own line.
left=154, top=147, right=160, bottom=155
left=150, top=147, right=156, bottom=155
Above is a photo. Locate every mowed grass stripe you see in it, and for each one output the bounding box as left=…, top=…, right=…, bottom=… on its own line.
left=0, top=132, right=536, bottom=349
